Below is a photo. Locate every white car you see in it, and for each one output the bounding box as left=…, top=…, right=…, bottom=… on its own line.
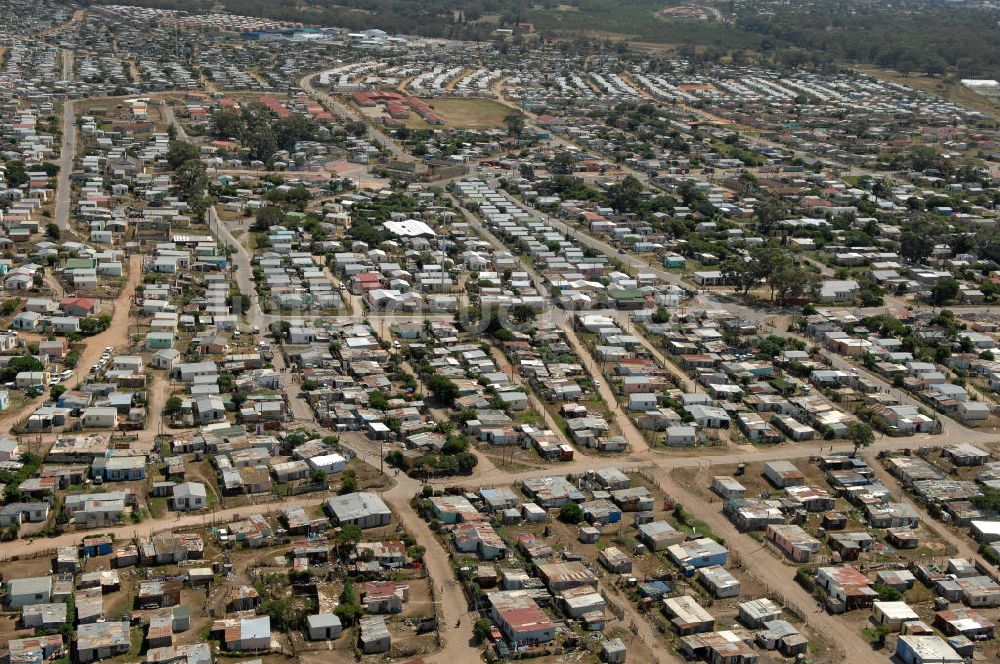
left=61, top=370, right=74, bottom=380
left=49, top=377, right=60, bottom=385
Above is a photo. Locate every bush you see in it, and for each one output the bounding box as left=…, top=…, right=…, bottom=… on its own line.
left=473, top=618, right=494, bottom=642
left=794, top=567, right=815, bottom=592
left=873, top=582, right=902, bottom=601
left=0, top=297, right=21, bottom=316
left=559, top=502, right=584, bottom=524
left=163, top=396, right=183, bottom=416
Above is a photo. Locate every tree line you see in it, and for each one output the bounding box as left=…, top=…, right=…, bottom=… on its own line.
left=736, top=0, right=1000, bottom=78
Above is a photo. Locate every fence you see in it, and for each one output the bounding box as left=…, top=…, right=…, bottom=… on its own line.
left=428, top=576, right=444, bottom=647
left=0, top=546, right=58, bottom=565
left=729, top=549, right=805, bottom=620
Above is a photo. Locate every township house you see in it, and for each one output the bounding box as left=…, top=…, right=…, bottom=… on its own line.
left=816, top=565, right=878, bottom=611
left=325, top=492, right=392, bottom=529
left=77, top=621, right=131, bottom=663
left=767, top=524, right=822, bottom=562
left=488, top=591, right=556, bottom=645
left=172, top=482, right=207, bottom=511
left=212, top=616, right=272, bottom=652
left=763, top=461, right=805, bottom=488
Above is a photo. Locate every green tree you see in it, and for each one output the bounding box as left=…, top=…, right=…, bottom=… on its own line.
left=873, top=582, right=903, bottom=601
left=848, top=421, right=875, bottom=457
left=0, top=297, right=22, bottom=316
left=931, top=278, right=959, bottom=305
left=427, top=374, right=459, bottom=405
left=334, top=580, right=364, bottom=625
left=754, top=198, right=786, bottom=232
left=173, top=158, right=207, bottom=198
left=899, top=229, right=935, bottom=263
left=332, top=522, right=363, bottom=562
left=550, top=150, right=575, bottom=174
left=339, top=475, right=358, bottom=494
left=3, top=160, right=27, bottom=187
left=166, top=141, right=200, bottom=170
left=504, top=112, right=525, bottom=137
left=559, top=502, right=584, bottom=524
left=721, top=255, right=765, bottom=296
left=651, top=306, right=670, bottom=324
left=973, top=486, right=1000, bottom=512
left=510, top=304, right=536, bottom=324
left=261, top=597, right=307, bottom=631
left=210, top=109, right=244, bottom=139
left=163, top=396, right=183, bottom=416
left=253, top=205, right=285, bottom=232
left=370, top=391, right=389, bottom=410
left=246, top=125, right=278, bottom=162
left=1, top=355, right=44, bottom=382
left=273, top=115, right=319, bottom=152
left=609, top=175, right=643, bottom=213
left=772, top=262, right=818, bottom=305
left=338, top=523, right=362, bottom=547
left=473, top=618, right=494, bottom=642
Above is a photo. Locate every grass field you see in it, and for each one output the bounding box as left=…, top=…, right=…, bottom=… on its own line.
left=405, top=97, right=515, bottom=130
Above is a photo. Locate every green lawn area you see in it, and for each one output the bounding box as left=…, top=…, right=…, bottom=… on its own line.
left=515, top=409, right=543, bottom=425
left=147, top=496, right=168, bottom=519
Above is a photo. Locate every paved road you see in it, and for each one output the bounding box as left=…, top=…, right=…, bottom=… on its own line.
left=54, top=99, right=75, bottom=233
left=61, top=48, right=73, bottom=81
left=161, top=103, right=188, bottom=141
left=208, top=206, right=262, bottom=329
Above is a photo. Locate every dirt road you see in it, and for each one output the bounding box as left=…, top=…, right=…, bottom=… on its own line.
left=334, top=431, right=477, bottom=662
left=0, top=256, right=141, bottom=432
left=70, top=255, right=143, bottom=388
left=651, top=466, right=879, bottom=664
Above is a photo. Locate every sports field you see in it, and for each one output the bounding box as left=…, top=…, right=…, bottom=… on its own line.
left=405, top=97, right=514, bottom=130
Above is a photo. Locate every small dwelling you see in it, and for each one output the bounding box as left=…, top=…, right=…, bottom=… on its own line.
left=601, top=637, right=627, bottom=663
left=698, top=565, right=741, bottom=598
left=359, top=615, right=391, bottom=654
left=873, top=601, right=920, bottom=631
left=307, top=613, right=342, bottom=640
